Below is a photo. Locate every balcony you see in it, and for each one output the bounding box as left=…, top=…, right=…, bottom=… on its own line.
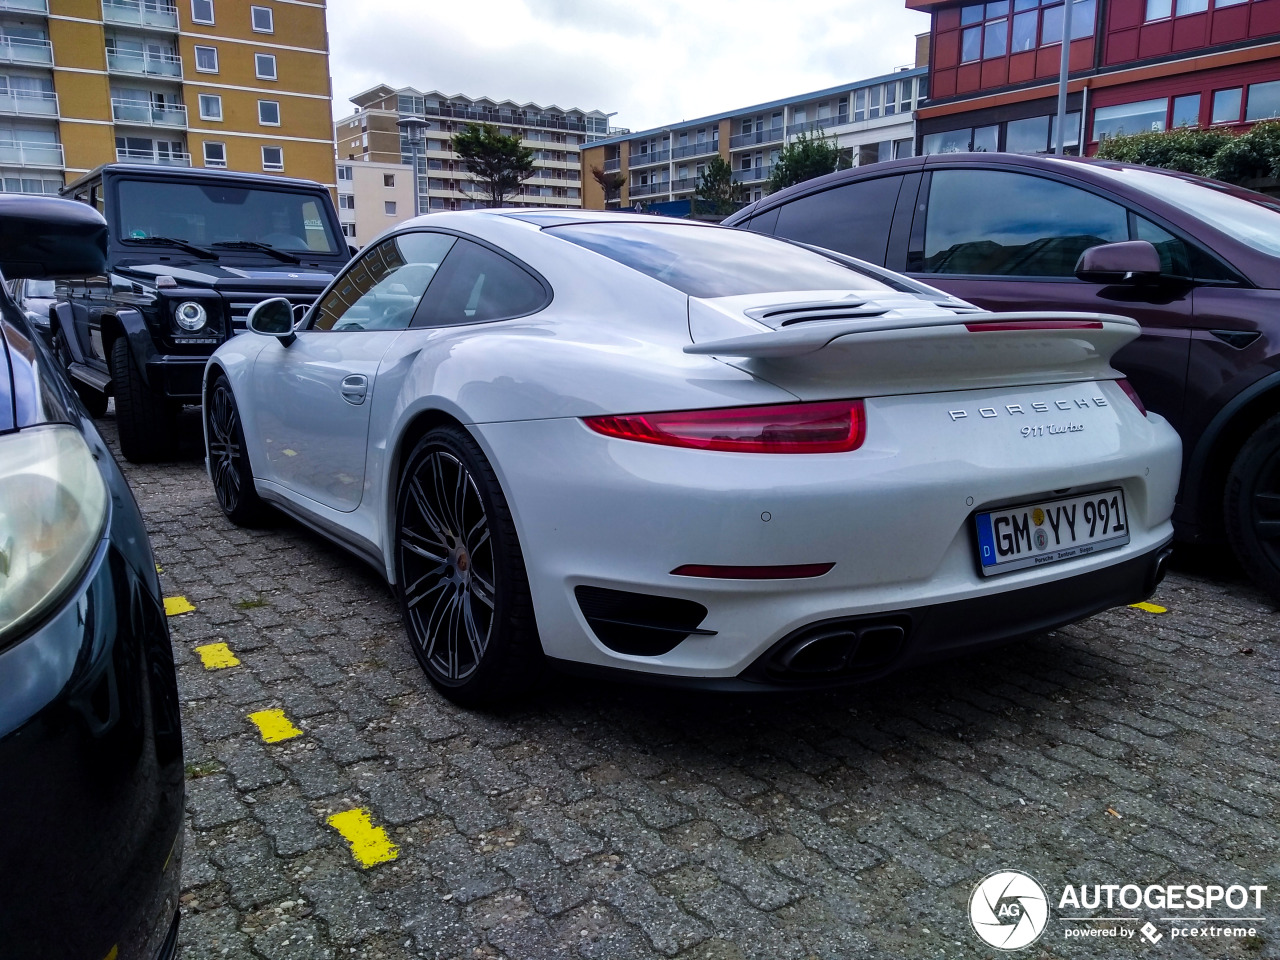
left=628, top=181, right=668, bottom=198
left=729, top=128, right=784, bottom=149
left=0, top=140, right=63, bottom=168
left=0, top=36, right=52, bottom=65
left=0, top=0, right=48, bottom=12
left=106, top=49, right=182, bottom=78
left=672, top=140, right=718, bottom=160
left=602, top=157, right=620, bottom=172
left=785, top=114, right=849, bottom=137
left=102, top=0, right=178, bottom=29
left=116, top=146, right=190, bottom=165
left=670, top=177, right=698, bottom=192
left=112, top=97, right=187, bottom=127
left=732, top=165, right=774, bottom=184
left=0, top=88, right=57, bottom=117
left=628, top=149, right=669, bottom=167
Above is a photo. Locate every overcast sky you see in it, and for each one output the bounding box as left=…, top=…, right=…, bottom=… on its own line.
left=327, top=0, right=931, bottom=133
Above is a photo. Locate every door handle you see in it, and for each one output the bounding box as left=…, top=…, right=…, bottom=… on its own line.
left=340, top=374, right=368, bottom=405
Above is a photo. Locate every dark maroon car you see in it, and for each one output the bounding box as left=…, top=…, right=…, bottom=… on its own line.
left=725, top=154, right=1280, bottom=602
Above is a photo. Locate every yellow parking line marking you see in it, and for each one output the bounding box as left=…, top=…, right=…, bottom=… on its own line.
left=164, top=596, right=196, bottom=616
left=248, top=709, right=302, bottom=743
left=327, top=808, right=399, bottom=868
left=1129, top=601, right=1168, bottom=614
left=194, top=642, right=240, bottom=670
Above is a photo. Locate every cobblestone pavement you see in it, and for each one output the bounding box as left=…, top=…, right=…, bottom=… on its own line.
left=106, top=413, right=1280, bottom=960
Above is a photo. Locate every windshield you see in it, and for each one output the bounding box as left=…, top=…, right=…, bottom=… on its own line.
left=115, top=179, right=342, bottom=255
left=547, top=221, right=897, bottom=298
left=24, top=280, right=55, bottom=298
left=1090, top=165, right=1280, bottom=258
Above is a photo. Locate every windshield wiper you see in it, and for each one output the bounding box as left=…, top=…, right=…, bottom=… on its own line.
left=120, top=235, right=218, bottom=260
left=211, top=240, right=301, bottom=264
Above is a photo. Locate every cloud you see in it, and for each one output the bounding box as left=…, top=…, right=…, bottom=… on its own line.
left=327, top=0, right=930, bottom=132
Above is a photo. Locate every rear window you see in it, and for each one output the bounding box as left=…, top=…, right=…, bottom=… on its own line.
left=547, top=221, right=895, bottom=299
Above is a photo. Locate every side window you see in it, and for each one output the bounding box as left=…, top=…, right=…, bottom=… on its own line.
left=772, top=176, right=903, bottom=265
left=311, top=232, right=456, bottom=332
left=413, top=239, right=548, bottom=327
left=920, top=170, right=1128, bottom=277
left=1134, top=216, right=1236, bottom=283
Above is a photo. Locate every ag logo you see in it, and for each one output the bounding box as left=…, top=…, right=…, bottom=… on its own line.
left=969, top=870, right=1049, bottom=951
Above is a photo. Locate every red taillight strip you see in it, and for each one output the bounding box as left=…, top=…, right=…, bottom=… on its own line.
left=584, top=400, right=866, bottom=454
left=671, top=563, right=835, bottom=580
left=1117, top=378, right=1148, bottom=417
left=965, top=320, right=1104, bottom=332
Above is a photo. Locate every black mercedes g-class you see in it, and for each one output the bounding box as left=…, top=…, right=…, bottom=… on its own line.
left=54, top=164, right=351, bottom=462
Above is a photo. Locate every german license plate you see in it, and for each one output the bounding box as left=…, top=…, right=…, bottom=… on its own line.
left=975, top=489, right=1129, bottom=576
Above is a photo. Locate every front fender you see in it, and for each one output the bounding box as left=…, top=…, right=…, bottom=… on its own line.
left=117, top=308, right=157, bottom=386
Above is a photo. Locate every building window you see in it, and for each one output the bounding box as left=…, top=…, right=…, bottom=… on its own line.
left=963, top=0, right=1094, bottom=63
left=1093, top=98, right=1167, bottom=140
left=1172, top=94, right=1201, bottom=128
left=202, top=140, right=225, bottom=167
left=1246, top=79, right=1280, bottom=122
left=194, top=45, right=218, bottom=73
left=191, top=0, right=213, bottom=24
left=338, top=193, right=355, bottom=209
left=255, top=53, right=276, bottom=80
left=257, top=99, right=280, bottom=125
left=338, top=164, right=352, bottom=181
left=1212, top=87, right=1243, bottom=124
left=1148, top=0, right=1214, bottom=18
left=261, top=145, right=283, bottom=170
left=383, top=173, right=395, bottom=187
left=384, top=201, right=397, bottom=215
left=341, top=222, right=356, bottom=239
left=198, top=94, right=222, bottom=120
left=250, top=4, right=273, bottom=32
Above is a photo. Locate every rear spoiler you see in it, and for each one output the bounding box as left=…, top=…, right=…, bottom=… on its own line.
left=684, top=312, right=1138, bottom=358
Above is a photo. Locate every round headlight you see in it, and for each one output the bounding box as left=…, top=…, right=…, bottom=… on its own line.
left=175, top=301, right=208, bottom=332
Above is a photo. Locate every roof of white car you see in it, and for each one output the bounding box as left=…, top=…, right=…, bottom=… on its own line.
left=395, top=208, right=721, bottom=232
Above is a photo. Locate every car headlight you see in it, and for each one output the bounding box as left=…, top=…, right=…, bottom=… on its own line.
left=0, top=425, right=109, bottom=645
left=174, top=300, right=208, bottom=332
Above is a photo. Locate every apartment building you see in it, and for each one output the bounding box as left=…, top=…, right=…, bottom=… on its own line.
left=580, top=63, right=929, bottom=210
left=334, top=85, right=618, bottom=212
left=335, top=157, right=414, bottom=247
left=0, top=0, right=334, bottom=196
left=910, top=0, right=1280, bottom=156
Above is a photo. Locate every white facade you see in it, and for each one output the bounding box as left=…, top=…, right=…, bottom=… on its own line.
left=335, top=159, right=417, bottom=248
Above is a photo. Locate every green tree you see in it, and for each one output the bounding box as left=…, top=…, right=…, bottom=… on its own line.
left=1093, top=126, right=1232, bottom=176
left=694, top=155, right=743, bottom=215
left=766, top=131, right=851, bottom=194
left=1093, top=120, right=1280, bottom=186
left=591, top=165, right=625, bottom=205
left=453, top=123, right=536, bottom=207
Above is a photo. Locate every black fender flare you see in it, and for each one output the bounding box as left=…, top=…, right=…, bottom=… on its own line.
left=51, top=301, right=86, bottom=364
left=112, top=308, right=159, bottom=389
left=1182, top=368, right=1280, bottom=525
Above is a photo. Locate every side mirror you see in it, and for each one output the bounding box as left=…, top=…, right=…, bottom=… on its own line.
left=247, top=297, right=296, bottom=346
left=1075, top=240, right=1162, bottom=285
left=0, top=195, right=107, bottom=279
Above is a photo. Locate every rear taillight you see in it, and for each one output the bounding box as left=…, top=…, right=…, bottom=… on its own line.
left=584, top=400, right=866, bottom=454
left=1117, top=378, right=1147, bottom=417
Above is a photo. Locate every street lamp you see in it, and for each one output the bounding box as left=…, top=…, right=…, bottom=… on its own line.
left=397, top=116, right=431, bottom=215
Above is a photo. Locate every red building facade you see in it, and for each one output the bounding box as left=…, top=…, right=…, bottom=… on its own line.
left=910, top=0, right=1280, bottom=154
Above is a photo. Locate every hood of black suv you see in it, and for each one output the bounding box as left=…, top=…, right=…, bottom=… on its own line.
left=118, top=261, right=338, bottom=291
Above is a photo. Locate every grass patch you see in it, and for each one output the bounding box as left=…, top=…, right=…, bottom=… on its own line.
left=184, top=760, right=223, bottom=780
left=234, top=597, right=270, bottom=610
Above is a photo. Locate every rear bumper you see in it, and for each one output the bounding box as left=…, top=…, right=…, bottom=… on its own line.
left=550, top=541, right=1173, bottom=692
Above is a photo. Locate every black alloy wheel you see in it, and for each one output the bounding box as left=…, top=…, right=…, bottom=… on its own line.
left=110, top=336, right=176, bottom=462
left=1225, top=412, right=1280, bottom=604
left=206, top=377, right=268, bottom=526
left=395, top=425, right=539, bottom=705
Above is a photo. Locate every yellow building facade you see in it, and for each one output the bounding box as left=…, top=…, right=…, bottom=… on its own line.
left=0, top=0, right=334, bottom=193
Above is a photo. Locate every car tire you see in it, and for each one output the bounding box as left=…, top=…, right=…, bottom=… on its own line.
left=1225, top=411, right=1280, bottom=603
left=110, top=336, right=175, bottom=463
left=206, top=376, right=270, bottom=527
left=394, top=425, right=541, bottom=707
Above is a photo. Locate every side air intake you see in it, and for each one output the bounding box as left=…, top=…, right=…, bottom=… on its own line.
left=575, top=586, right=714, bottom=657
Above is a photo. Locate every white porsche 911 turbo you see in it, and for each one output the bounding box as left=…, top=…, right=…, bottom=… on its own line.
left=204, top=210, right=1181, bottom=704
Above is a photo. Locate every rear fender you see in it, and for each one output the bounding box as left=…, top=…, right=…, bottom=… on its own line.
left=51, top=301, right=86, bottom=363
